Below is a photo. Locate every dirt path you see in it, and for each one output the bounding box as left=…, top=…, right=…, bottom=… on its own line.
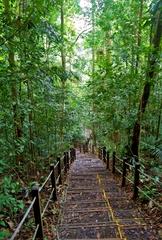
left=57, top=152, right=159, bottom=240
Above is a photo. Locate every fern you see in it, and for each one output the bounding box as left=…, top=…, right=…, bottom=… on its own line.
left=152, top=144, right=162, bottom=160
left=141, top=141, right=162, bottom=161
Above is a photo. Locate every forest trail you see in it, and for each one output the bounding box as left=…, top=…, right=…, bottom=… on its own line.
left=57, top=151, right=158, bottom=240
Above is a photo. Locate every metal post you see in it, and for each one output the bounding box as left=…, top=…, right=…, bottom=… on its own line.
left=86, top=144, right=87, bottom=153
left=32, top=185, right=44, bottom=239
left=106, top=151, right=109, bottom=169
left=98, top=147, right=100, bottom=158
left=101, top=148, right=103, bottom=160
left=92, top=145, right=95, bottom=154
left=73, top=148, right=76, bottom=160
left=103, top=147, right=106, bottom=162
left=66, top=152, right=69, bottom=169
left=121, top=158, right=127, bottom=187
left=50, top=164, right=57, bottom=201
left=99, top=147, right=102, bottom=159
left=79, top=144, right=82, bottom=153
left=133, top=161, right=140, bottom=200
left=83, top=144, right=85, bottom=153
left=112, top=151, right=116, bottom=174
left=70, top=148, right=73, bottom=163
left=57, top=157, right=62, bottom=185
left=71, top=148, right=76, bottom=162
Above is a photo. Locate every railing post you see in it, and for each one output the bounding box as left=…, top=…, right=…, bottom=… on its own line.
left=112, top=151, right=116, bottom=174
left=70, top=148, right=73, bottom=162
left=98, top=147, right=100, bottom=158
left=101, top=148, right=103, bottom=160
left=92, top=144, right=95, bottom=154
left=66, top=151, right=69, bottom=169
left=106, top=151, right=109, bottom=169
left=32, top=185, right=44, bottom=239
left=50, top=164, right=57, bottom=201
left=103, top=146, right=106, bottom=162
left=85, top=143, right=88, bottom=153
left=79, top=144, right=82, bottom=153
left=121, top=157, right=127, bottom=187
left=99, top=147, right=102, bottom=159
left=57, top=157, right=62, bottom=185
left=70, top=148, right=76, bottom=163
left=83, top=144, right=86, bottom=153
left=73, top=148, right=76, bottom=161
left=133, top=161, right=140, bottom=200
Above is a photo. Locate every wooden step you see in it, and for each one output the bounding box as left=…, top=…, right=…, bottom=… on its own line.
left=57, top=153, right=155, bottom=240
left=58, top=225, right=118, bottom=239
left=59, top=221, right=147, bottom=228
left=64, top=198, right=127, bottom=205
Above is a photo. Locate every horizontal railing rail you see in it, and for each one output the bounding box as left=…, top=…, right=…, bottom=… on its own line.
left=10, top=198, right=36, bottom=240
left=39, top=170, right=53, bottom=192
left=9, top=147, right=76, bottom=240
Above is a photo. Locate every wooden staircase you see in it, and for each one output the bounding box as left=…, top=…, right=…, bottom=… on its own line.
left=57, top=152, right=157, bottom=240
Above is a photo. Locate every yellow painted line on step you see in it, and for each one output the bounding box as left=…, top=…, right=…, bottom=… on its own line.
left=97, top=174, right=127, bottom=240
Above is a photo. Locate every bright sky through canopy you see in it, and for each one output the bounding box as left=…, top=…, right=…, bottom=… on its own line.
left=74, top=0, right=91, bottom=33
left=80, top=0, right=91, bottom=9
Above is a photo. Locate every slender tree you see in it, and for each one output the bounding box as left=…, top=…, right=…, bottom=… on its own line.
left=131, top=0, right=162, bottom=158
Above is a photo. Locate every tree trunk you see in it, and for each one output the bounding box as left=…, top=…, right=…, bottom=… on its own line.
left=61, top=0, right=66, bottom=71
left=135, top=0, right=143, bottom=73
left=156, top=101, right=162, bottom=140
left=3, top=0, right=24, bottom=163
left=131, top=82, right=151, bottom=157
left=91, top=0, right=97, bottom=147
left=60, top=0, right=66, bottom=150
left=27, top=79, right=35, bottom=162
left=131, top=3, right=162, bottom=158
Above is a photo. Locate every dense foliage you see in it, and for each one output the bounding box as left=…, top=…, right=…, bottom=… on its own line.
left=0, top=0, right=161, bottom=238
left=0, top=1, right=83, bottom=238
left=0, top=0, right=83, bottom=170
left=83, top=0, right=162, bottom=155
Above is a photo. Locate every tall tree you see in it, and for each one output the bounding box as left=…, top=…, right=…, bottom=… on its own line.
left=3, top=0, right=24, bottom=163
left=131, top=0, right=162, bottom=158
